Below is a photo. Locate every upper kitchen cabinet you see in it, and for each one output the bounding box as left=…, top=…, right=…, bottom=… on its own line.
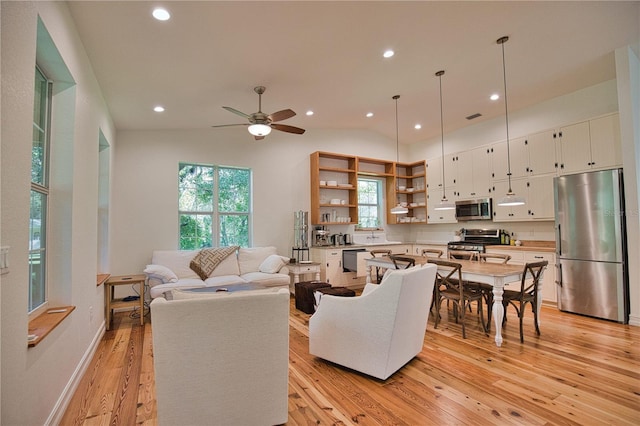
left=456, top=147, right=492, bottom=199
left=526, top=129, right=559, bottom=176
left=492, top=175, right=554, bottom=222
left=557, top=113, right=621, bottom=175
left=310, top=152, right=358, bottom=225
left=490, top=136, right=530, bottom=181
left=426, top=187, right=457, bottom=224
left=389, top=161, right=427, bottom=225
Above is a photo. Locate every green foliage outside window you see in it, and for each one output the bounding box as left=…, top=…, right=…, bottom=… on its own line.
left=358, top=178, right=382, bottom=228
left=178, top=163, right=251, bottom=249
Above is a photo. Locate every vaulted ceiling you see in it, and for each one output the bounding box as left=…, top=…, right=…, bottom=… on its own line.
left=67, top=1, right=639, bottom=144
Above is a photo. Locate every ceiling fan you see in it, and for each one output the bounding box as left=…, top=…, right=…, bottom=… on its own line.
left=212, top=86, right=306, bottom=140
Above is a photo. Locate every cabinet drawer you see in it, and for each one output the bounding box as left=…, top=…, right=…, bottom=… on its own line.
left=486, top=249, right=525, bottom=264
left=524, top=252, right=554, bottom=263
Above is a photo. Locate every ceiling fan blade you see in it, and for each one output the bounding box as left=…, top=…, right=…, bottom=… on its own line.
left=254, top=135, right=265, bottom=141
left=269, top=109, right=296, bottom=122
left=271, top=123, right=306, bottom=135
left=211, top=123, right=248, bottom=128
left=222, top=106, right=251, bottom=119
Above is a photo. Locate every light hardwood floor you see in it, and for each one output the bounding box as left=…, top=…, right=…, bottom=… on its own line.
left=62, top=298, right=640, bottom=425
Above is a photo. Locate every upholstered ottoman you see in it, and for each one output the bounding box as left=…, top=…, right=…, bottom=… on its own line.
left=295, top=281, right=331, bottom=314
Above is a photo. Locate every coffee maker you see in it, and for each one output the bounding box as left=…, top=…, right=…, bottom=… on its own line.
left=312, top=226, right=331, bottom=246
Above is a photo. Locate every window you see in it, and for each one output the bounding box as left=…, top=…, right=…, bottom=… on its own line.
left=29, top=66, right=51, bottom=312
left=178, top=163, right=252, bottom=249
left=357, top=177, right=384, bottom=228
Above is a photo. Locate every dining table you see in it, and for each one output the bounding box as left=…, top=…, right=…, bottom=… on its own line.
left=365, top=255, right=525, bottom=347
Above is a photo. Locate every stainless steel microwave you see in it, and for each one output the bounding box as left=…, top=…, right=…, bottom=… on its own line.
left=455, top=198, right=493, bottom=221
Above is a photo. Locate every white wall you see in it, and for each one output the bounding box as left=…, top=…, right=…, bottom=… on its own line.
left=1, top=2, right=115, bottom=424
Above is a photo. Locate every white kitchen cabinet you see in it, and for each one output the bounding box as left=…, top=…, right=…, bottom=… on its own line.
left=426, top=187, right=457, bottom=223
left=485, top=248, right=557, bottom=304
left=310, top=248, right=343, bottom=285
left=444, top=153, right=459, bottom=188
left=526, top=129, right=558, bottom=176
left=588, top=113, right=621, bottom=170
left=524, top=251, right=557, bottom=304
left=491, top=178, right=529, bottom=221
left=490, top=137, right=529, bottom=181
left=526, top=175, right=555, bottom=220
left=456, top=147, right=492, bottom=199
left=426, top=158, right=443, bottom=191
left=492, top=175, right=554, bottom=221
left=558, top=114, right=621, bottom=174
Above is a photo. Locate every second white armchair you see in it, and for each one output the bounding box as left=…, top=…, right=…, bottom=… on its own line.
left=309, top=264, right=437, bottom=380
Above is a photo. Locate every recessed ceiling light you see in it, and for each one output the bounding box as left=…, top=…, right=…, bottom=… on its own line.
left=366, top=112, right=374, bottom=118
left=383, top=50, right=394, bottom=58
left=154, top=106, right=165, bottom=112
left=490, top=93, right=500, bottom=101
left=414, top=124, right=422, bottom=130
left=152, top=8, right=171, bottom=21
left=306, top=110, right=314, bottom=116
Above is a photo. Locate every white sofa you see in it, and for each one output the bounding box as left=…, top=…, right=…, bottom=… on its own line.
left=309, top=264, right=437, bottom=380
left=151, top=287, right=290, bottom=425
left=145, top=246, right=290, bottom=299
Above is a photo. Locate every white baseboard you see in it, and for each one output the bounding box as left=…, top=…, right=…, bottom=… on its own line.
left=45, top=321, right=106, bottom=426
left=628, top=313, right=640, bottom=327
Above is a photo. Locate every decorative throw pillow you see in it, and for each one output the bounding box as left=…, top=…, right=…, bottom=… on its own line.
left=259, top=254, right=289, bottom=274
left=190, top=246, right=239, bottom=280
left=144, top=264, right=178, bottom=283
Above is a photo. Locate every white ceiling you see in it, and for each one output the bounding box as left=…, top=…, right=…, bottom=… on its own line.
left=66, top=1, right=639, bottom=144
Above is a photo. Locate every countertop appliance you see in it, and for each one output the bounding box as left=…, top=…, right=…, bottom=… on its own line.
left=554, top=169, right=629, bottom=323
left=312, top=226, right=331, bottom=247
left=455, top=198, right=492, bottom=221
left=447, top=228, right=501, bottom=253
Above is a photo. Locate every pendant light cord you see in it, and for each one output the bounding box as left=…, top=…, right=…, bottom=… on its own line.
left=394, top=95, right=400, bottom=162
left=437, top=71, right=448, bottom=200
left=499, top=36, right=513, bottom=193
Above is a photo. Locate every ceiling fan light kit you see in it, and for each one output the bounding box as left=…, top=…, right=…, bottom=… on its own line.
left=248, top=123, right=271, bottom=137
left=212, top=86, right=305, bottom=140
left=496, top=35, right=526, bottom=207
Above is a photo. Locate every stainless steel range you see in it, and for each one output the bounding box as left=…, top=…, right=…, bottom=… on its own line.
left=447, top=229, right=501, bottom=253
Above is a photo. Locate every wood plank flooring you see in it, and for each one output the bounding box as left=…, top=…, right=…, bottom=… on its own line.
left=62, top=299, right=640, bottom=425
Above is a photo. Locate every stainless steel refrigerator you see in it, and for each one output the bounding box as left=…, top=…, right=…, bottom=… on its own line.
left=554, top=169, right=629, bottom=323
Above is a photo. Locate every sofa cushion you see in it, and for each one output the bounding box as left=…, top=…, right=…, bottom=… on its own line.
left=144, top=264, right=178, bottom=283
left=241, top=271, right=290, bottom=287
left=152, top=250, right=200, bottom=279
left=238, top=246, right=277, bottom=275
left=259, top=254, right=289, bottom=274
left=190, top=246, right=239, bottom=280
left=209, top=253, right=241, bottom=277
left=149, top=278, right=206, bottom=299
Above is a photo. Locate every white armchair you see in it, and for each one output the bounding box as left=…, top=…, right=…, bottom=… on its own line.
left=150, top=288, right=289, bottom=426
left=309, top=264, right=437, bottom=380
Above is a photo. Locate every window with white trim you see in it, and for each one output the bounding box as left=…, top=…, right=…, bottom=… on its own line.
left=29, top=66, right=51, bottom=312
left=357, top=177, right=384, bottom=228
left=178, top=163, right=252, bottom=248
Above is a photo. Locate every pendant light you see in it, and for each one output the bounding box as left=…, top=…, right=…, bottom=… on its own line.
left=390, top=95, right=409, bottom=215
left=434, top=70, right=455, bottom=211
left=496, top=35, right=526, bottom=207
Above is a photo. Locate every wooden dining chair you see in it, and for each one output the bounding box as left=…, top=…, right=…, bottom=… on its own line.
left=421, top=249, right=443, bottom=258
left=389, top=255, right=416, bottom=270
left=428, top=259, right=486, bottom=339
left=448, top=250, right=478, bottom=261
left=369, top=249, right=392, bottom=283
left=502, top=261, right=548, bottom=343
left=474, top=253, right=511, bottom=331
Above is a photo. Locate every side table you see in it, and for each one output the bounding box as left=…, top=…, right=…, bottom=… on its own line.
left=105, top=274, right=146, bottom=330
left=288, top=262, right=321, bottom=293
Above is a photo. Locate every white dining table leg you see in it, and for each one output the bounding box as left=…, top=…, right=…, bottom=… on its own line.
left=365, top=263, right=372, bottom=284
left=492, top=280, right=505, bottom=347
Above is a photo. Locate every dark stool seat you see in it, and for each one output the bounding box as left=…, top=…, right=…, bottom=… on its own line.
left=313, top=286, right=356, bottom=312
left=295, top=281, right=331, bottom=314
